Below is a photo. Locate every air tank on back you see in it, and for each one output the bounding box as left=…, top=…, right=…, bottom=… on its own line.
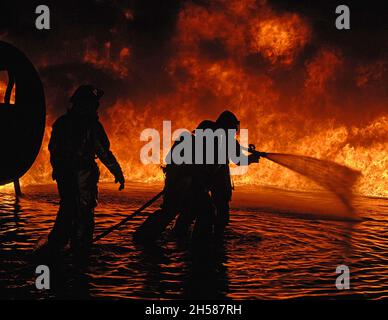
left=0, top=41, right=46, bottom=185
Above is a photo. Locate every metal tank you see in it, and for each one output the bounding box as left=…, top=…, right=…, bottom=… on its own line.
left=0, top=41, right=46, bottom=186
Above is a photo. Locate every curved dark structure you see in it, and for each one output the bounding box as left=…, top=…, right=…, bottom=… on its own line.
left=0, top=41, right=46, bottom=186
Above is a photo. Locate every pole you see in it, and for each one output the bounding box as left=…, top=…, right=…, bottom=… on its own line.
left=93, top=190, right=164, bottom=243
left=13, top=179, right=22, bottom=198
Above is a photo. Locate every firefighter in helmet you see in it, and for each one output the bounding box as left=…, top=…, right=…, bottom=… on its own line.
left=47, top=85, right=125, bottom=254
left=175, top=110, right=260, bottom=238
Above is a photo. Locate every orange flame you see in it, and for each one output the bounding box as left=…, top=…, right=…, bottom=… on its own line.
left=83, top=39, right=130, bottom=79
left=8, top=0, right=386, bottom=199
left=250, top=13, right=310, bottom=66
left=0, top=79, right=15, bottom=104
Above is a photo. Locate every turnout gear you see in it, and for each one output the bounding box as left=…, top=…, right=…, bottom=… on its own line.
left=48, top=85, right=124, bottom=253
left=134, top=131, right=215, bottom=243
left=175, top=111, right=260, bottom=238
left=135, top=110, right=260, bottom=243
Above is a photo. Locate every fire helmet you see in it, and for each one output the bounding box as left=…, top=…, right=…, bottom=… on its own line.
left=216, top=110, right=240, bottom=130
left=70, top=85, right=104, bottom=104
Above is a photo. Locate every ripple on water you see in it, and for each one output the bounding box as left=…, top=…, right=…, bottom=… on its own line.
left=0, top=184, right=387, bottom=299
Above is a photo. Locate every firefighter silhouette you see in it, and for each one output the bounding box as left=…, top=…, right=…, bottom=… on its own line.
left=48, top=85, right=125, bottom=254
left=135, top=110, right=260, bottom=243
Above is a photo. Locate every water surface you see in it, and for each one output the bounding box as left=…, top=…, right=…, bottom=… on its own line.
left=0, top=183, right=387, bottom=299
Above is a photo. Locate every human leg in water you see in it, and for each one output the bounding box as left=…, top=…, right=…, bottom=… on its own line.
left=191, top=191, right=216, bottom=244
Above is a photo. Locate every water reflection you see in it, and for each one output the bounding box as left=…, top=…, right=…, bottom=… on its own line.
left=0, top=183, right=387, bottom=300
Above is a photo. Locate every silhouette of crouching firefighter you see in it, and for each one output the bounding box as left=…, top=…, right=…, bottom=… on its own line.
left=134, top=130, right=216, bottom=243
left=134, top=167, right=215, bottom=243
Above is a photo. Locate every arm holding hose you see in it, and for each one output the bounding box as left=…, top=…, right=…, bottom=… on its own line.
left=245, top=144, right=267, bottom=164
left=230, top=140, right=265, bottom=165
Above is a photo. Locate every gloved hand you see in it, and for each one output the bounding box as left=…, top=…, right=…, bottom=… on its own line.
left=248, top=152, right=260, bottom=164
left=115, top=173, right=125, bottom=191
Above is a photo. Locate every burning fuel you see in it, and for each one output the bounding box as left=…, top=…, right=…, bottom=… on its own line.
left=0, top=0, right=386, bottom=199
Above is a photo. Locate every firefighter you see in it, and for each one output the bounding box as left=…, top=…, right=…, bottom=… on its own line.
left=133, top=132, right=206, bottom=243
left=210, top=110, right=260, bottom=236
left=173, top=111, right=261, bottom=238
left=47, top=85, right=125, bottom=255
